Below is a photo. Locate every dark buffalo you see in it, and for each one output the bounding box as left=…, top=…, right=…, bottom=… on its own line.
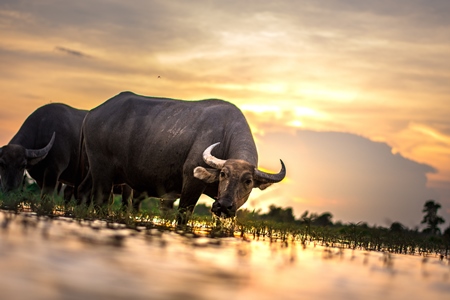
left=79, top=91, right=286, bottom=222
left=0, top=103, right=87, bottom=199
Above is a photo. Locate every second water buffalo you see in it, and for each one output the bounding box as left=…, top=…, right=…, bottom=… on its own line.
left=0, top=103, right=87, bottom=199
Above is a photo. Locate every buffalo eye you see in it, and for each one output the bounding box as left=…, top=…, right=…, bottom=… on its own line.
left=244, top=179, right=252, bottom=186
left=220, top=171, right=226, bottom=178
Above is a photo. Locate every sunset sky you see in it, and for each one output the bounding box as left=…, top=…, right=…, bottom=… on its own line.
left=1, top=0, right=449, bottom=229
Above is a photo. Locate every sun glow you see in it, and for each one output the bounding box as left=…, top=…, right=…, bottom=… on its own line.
left=216, top=82, right=287, bottom=94
left=296, top=86, right=357, bottom=103
left=292, top=196, right=310, bottom=205
left=241, top=105, right=323, bottom=118
left=289, top=120, right=303, bottom=127
left=240, top=104, right=284, bottom=117
left=294, top=107, right=325, bottom=118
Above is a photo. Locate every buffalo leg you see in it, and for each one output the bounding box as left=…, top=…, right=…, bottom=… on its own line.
left=130, top=190, right=147, bottom=211
left=56, top=182, right=63, bottom=195
left=41, top=169, right=59, bottom=199
left=92, top=180, right=113, bottom=207
left=63, top=185, right=74, bottom=203
left=177, top=180, right=204, bottom=225
left=77, top=170, right=93, bottom=205
left=90, top=165, right=114, bottom=208
left=120, top=185, right=133, bottom=208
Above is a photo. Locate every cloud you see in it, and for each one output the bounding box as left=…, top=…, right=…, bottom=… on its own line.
left=54, top=46, right=91, bottom=58
left=2, top=0, right=450, bottom=99
left=250, top=129, right=441, bottom=228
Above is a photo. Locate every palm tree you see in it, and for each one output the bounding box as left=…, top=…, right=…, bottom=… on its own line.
left=421, top=200, right=445, bottom=235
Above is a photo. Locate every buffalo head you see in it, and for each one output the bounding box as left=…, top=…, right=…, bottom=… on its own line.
left=193, top=142, right=286, bottom=218
left=0, top=132, right=55, bottom=192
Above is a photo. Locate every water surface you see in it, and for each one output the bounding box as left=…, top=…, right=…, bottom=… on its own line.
left=1, top=211, right=449, bottom=299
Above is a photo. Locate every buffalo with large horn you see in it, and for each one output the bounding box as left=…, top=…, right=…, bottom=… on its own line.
left=0, top=103, right=87, bottom=199
left=78, top=91, right=286, bottom=223
left=194, top=142, right=285, bottom=218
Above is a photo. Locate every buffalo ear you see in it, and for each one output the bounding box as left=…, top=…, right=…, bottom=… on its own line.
left=194, top=167, right=220, bottom=183
left=254, top=181, right=273, bottom=191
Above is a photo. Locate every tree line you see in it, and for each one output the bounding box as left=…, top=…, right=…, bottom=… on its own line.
left=194, top=199, right=450, bottom=255
left=194, top=199, right=449, bottom=236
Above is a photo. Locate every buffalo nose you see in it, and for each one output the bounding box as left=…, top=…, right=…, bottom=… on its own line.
left=211, top=201, right=233, bottom=217
left=211, top=201, right=222, bottom=215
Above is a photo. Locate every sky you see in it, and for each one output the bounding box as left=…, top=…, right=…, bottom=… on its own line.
left=1, top=0, right=449, bottom=229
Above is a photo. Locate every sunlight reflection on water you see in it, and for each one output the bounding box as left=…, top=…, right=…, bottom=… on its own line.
left=0, top=211, right=449, bottom=300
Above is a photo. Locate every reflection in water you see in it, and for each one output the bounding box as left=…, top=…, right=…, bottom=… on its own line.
left=0, top=210, right=449, bottom=300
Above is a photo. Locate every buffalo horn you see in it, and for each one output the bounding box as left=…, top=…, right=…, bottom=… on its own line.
left=254, top=160, right=286, bottom=183
left=202, top=142, right=226, bottom=169
left=25, top=132, right=55, bottom=159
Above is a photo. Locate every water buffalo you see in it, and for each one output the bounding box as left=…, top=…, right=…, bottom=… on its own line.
left=0, top=103, right=87, bottom=199
left=79, top=91, right=286, bottom=223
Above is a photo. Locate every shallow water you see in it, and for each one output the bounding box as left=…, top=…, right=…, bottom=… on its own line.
left=0, top=210, right=449, bottom=300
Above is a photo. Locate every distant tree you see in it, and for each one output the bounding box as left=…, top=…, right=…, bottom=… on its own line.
left=334, top=220, right=344, bottom=227
left=299, top=210, right=307, bottom=218
left=390, top=222, right=405, bottom=232
left=236, top=208, right=262, bottom=220
left=311, top=212, right=333, bottom=226
left=421, top=200, right=445, bottom=235
left=262, top=205, right=296, bottom=223
left=444, top=226, right=450, bottom=238
left=299, top=210, right=311, bottom=223
left=443, top=226, right=450, bottom=256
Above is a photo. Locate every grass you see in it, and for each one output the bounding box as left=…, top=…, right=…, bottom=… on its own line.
left=1, top=191, right=449, bottom=257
